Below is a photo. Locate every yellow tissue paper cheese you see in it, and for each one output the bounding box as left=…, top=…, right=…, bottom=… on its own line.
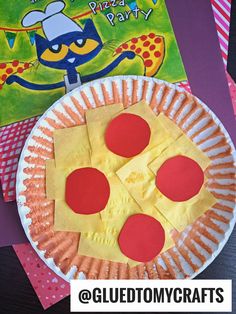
left=83, top=104, right=141, bottom=263
left=46, top=123, right=104, bottom=233
left=116, top=114, right=185, bottom=211
left=54, top=125, right=91, bottom=168
left=85, top=102, right=145, bottom=224
left=144, top=207, right=174, bottom=253
left=85, top=102, right=177, bottom=175
left=116, top=148, right=175, bottom=249
left=148, top=133, right=211, bottom=173
left=154, top=189, right=216, bottom=231
left=86, top=103, right=125, bottom=175
left=148, top=134, right=216, bottom=231
left=117, top=126, right=216, bottom=233
left=79, top=109, right=182, bottom=261
left=46, top=160, right=68, bottom=200
left=80, top=103, right=174, bottom=264
left=47, top=104, right=190, bottom=264
left=157, top=113, right=183, bottom=141
left=123, top=102, right=182, bottom=151
left=117, top=146, right=170, bottom=209
left=78, top=227, right=129, bottom=264
left=54, top=199, right=104, bottom=233
left=85, top=103, right=178, bottom=224
left=46, top=159, right=56, bottom=200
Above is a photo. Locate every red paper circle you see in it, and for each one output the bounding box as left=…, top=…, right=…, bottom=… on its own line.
left=118, top=214, right=165, bottom=262
left=105, top=113, right=151, bottom=158
left=156, top=155, right=204, bottom=202
left=65, top=167, right=110, bottom=215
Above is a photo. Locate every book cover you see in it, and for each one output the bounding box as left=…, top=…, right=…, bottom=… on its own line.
left=0, top=0, right=187, bottom=126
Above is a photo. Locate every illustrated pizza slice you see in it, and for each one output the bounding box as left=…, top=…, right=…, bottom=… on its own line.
left=0, top=60, right=32, bottom=90
left=114, top=33, right=165, bottom=77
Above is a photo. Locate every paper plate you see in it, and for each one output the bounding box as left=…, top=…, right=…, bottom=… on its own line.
left=16, top=76, right=236, bottom=281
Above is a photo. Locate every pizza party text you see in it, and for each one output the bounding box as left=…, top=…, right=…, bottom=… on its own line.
left=88, top=0, right=153, bottom=26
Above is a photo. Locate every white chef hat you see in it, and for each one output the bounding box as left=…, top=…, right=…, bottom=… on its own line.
left=22, top=1, right=82, bottom=41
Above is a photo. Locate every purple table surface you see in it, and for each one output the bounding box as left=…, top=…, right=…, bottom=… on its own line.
left=0, top=0, right=235, bottom=248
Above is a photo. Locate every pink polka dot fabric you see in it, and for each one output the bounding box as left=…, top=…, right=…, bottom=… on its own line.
left=13, top=243, right=70, bottom=310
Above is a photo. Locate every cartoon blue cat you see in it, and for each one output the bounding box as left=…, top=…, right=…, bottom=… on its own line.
left=6, top=1, right=135, bottom=92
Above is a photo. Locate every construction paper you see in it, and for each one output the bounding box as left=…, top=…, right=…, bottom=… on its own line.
left=78, top=175, right=142, bottom=265
left=166, top=0, right=236, bottom=145
left=13, top=243, right=70, bottom=310
left=65, top=167, right=110, bottom=215
left=118, top=214, right=165, bottom=263
left=115, top=33, right=165, bottom=76
left=0, top=186, right=27, bottom=247
left=105, top=113, right=151, bottom=158
left=155, top=155, right=204, bottom=202
left=86, top=102, right=172, bottom=174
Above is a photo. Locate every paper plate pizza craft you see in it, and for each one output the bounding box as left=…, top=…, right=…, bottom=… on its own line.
left=43, top=99, right=217, bottom=268
left=17, top=76, right=236, bottom=280
left=115, top=33, right=165, bottom=76
left=45, top=102, right=177, bottom=266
